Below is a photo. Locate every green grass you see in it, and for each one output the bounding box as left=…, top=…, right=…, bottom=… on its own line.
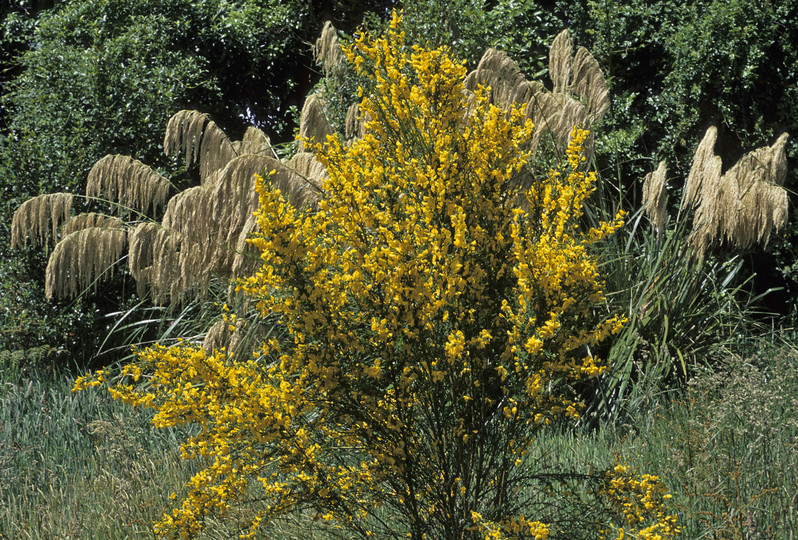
left=2, top=339, right=797, bottom=538
left=0, top=359, right=197, bottom=539
left=568, top=340, right=798, bottom=539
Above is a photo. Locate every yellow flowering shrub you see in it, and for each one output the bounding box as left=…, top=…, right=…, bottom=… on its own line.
left=600, top=464, right=681, bottom=540
left=74, top=13, right=637, bottom=539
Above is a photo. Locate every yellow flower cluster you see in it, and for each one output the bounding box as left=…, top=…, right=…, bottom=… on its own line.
left=75, top=12, right=627, bottom=539
left=600, top=464, right=681, bottom=540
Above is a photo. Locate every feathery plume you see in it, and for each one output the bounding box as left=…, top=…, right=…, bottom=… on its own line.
left=45, top=227, right=127, bottom=300
left=86, top=154, right=171, bottom=215
left=128, top=222, right=161, bottom=297
left=152, top=153, right=316, bottom=303
left=228, top=154, right=326, bottom=279
left=297, top=94, right=332, bottom=153
left=162, top=185, right=215, bottom=259
left=463, top=48, right=538, bottom=109
left=684, top=126, right=790, bottom=255
left=202, top=316, right=250, bottom=357
left=234, top=126, right=276, bottom=158
left=569, top=46, right=609, bottom=121
left=148, top=226, right=183, bottom=304
left=460, top=33, right=608, bottom=165
left=721, top=132, right=789, bottom=249
left=345, top=101, right=364, bottom=140
left=11, top=193, right=73, bottom=250
left=549, top=30, right=573, bottom=95
left=158, top=185, right=217, bottom=301
left=231, top=212, right=260, bottom=280
left=683, top=126, right=720, bottom=209
left=212, top=155, right=280, bottom=269
left=287, top=152, right=327, bottom=203
left=314, top=21, right=343, bottom=76
left=528, top=92, right=588, bottom=152
left=164, top=110, right=237, bottom=183
left=202, top=319, right=230, bottom=354
left=62, top=213, right=125, bottom=237
left=642, top=162, right=669, bottom=234
left=683, top=127, right=729, bottom=256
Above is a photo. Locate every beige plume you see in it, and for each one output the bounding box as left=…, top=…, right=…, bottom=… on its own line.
left=231, top=212, right=261, bottom=280
left=345, top=102, right=365, bottom=140
left=128, top=222, right=160, bottom=297
left=683, top=126, right=721, bottom=209
left=62, top=213, right=125, bottom=237
left=150, top=151, right=322, bottom=304
left=164, top=110, right=237, bottom=183
left=314, top=21, right=343, bottom=76
left=86, top=154, right=171, bottom=215
left=45, top=227, right=127, bottom=300
left=23, top=105, right=330, bottom=305
left=569, top=46, right=609, bottom=121
left=463, top=31, right=608, bottom=163
left=128, top=222, right=183, bottom=305
left=11, top=193, right=73, bottom=251
left=549, top=30, right=573, bottom=95
left=642, top=162, right=669, bottom=234
left=286, top=152, right=327, bottom=204
left=229, top=154, right=327, bottom=279
left=463, top=48, right=540, bottom=109
left=721, top=133, right=789, bottom=250
left=684, top=127, right=790, bottom=256
left=297, top=94, right=332, bottom=153
left=234, top=126, right=277, bottom=158
left=202, top=319, right=231, bottom=355
left=148, top=226, right=183, bottom=304
left=160, top=185, right=216, bottom=297
left=212, top=155, right=282, bottom=270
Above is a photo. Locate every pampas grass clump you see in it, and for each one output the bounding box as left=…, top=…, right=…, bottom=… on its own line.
left=11, top=107, right=319, bottom=307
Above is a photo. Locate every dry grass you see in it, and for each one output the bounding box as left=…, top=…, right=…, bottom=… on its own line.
left=61, top=212, right=125, bottom=237
left=164, top=109, right=237, bottom=184
left=314, top=21, right=343, bottom=76
left=463, top=30, right=608, bottom=163
left=345, top=101, right=365, bottom=139
left=463, top=48, right=540, bottom=109
left=549, top=29, right=573, bottom=96
left=12, top=106, right=320, bottom=306
left=234, top=126, right=277, bottom=158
